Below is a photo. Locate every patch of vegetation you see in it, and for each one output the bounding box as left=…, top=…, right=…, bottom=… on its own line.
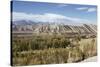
left=12, top=34, right=97, bottom=66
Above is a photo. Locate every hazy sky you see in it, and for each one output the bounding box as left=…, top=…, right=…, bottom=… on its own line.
left=11, top=1, right=97, bottom=24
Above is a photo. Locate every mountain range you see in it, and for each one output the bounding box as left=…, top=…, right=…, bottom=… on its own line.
left=12, top=20, right=97, bottom=35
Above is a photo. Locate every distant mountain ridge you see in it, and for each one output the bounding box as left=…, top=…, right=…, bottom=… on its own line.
left=13, top=20, right=38, bottom=25
left=12, top=18, right=84, bottom=26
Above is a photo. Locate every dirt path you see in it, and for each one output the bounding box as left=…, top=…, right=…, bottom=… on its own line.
left=80, top=56, right=97, bottom=62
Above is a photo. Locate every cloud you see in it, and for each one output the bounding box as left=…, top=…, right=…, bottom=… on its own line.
left=87, top=8, right=96, bottom=12
left=12, top=12, right=67, bottom=22
left=12, top=12, right=92, bottom=24
left=57, top=4, right=68, bottom=7
left=76, top=7, right=96, bottom=12
left=76, top=7, right=88, bottom=10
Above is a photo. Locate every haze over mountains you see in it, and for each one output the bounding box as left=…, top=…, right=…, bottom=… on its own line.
left=13, top=12, right=95, bottom=25
left=12, top=18, right=94, bottom=26
left=13, top=18, right=76, bottom=25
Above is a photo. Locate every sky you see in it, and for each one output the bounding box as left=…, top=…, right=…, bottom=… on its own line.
left=11, top=1, right=97, bottom=25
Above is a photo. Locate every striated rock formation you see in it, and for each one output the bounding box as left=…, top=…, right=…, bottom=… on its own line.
left=12, top=22, right=97, bottom=38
